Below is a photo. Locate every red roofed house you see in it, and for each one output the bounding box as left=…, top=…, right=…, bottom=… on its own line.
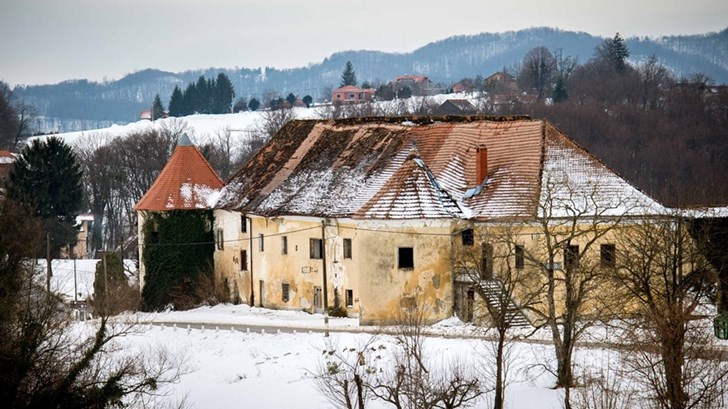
left=331, top=85, right=375, bottom=103
left=392, top=74, right=438, bottom=96
left=212, top=116, right=676, bottom=325
left=135, top=133, right=224, bottom=291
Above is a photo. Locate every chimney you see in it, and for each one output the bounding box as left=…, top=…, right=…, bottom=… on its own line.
left=476, top=145, right=488, bottom=184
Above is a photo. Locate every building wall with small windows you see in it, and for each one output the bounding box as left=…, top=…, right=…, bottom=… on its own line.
left=213, top=210, right=457, bottom=324
left=450, top=221, right=642, bottom=325
left=213, top=210, right=363, bottom=316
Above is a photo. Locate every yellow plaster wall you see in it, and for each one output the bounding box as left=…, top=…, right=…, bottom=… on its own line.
left=213, top=211, right=362, bottom=315
left=355, top=222, right=454, bottom=325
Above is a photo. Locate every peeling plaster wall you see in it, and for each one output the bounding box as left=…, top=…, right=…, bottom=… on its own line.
left=213, top=212, right=458, bottom=325
left=355, top=220, right=454, bottom=325
left=214, top=211, right=362, bottom=315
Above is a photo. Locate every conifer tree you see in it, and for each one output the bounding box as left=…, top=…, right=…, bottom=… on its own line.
left=152, top=94, right=164, bottom=120
left=182, top=81, right=197, bottom=115
left=248, top=98, right=260, bottom=111
left=7, top=137, right=83, bottom=257
left=196, top=76, right=210, bottom=114
left=597, top=32, right=630, bottom=73
left=168, top=85, right=184, bottom=117
left=302, top=95, right=313, bottom=108
left=340, top=60, right=357, bottom=87
left=213, top=72, right=235, bottom=114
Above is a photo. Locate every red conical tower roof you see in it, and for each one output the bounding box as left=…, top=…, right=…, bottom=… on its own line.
left=134, top=134, right=223, bottom=211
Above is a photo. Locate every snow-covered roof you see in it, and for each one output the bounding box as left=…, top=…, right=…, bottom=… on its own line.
left=135, top=138, right=223, bottom=211
left=216, top=116, right=667, bottom=220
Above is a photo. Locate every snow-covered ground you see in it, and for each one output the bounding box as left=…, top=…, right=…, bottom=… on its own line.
left=35, top=258, right=137, bottom=302
left=111, top=304, right=578, bottom=409
left=33, top=93, right=486, bottom=150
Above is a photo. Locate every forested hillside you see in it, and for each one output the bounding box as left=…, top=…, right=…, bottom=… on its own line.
left=12, top=27, right=728, bottom=132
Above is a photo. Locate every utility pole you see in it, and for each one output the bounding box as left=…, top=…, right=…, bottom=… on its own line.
left=73, top=247, right=77, bottom=302
left=322, top=220, right=329, bottom=337
left=103, top=250, right=109, bottom=314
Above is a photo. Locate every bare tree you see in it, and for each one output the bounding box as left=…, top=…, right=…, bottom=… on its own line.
left=0, top=198, right=186, bottom=408
left=256, top=108, right=295, bottom=140
left=313, top=305, right=482, bottom=409
left=613, top=215, right=728, bottom=409
left=509, top=173, right=634, bottom=409
left=369, top=306, right=483, bottom=409
left=518, top=46, right=556, bottom=100
left=12, top=100, right=37, bottom=149
left=313, top=337, right=380, bottom=409
left=453, top=226, right=538, bottom=409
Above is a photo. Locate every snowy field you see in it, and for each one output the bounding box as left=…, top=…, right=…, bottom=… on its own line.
left=36, top=258, right=137, bottom=302
left=112, top=305, right=585, bottom=409
left=32, top=93, right=485, bottom=150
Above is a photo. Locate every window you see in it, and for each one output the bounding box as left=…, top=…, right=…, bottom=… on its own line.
left=343, top=238, right=352, bottom=259
left=282, top=283, right=290, bottom=302
left=462, top=229, right=474, bottom=246
left=346, top=289, right=354, bottom=308
left=515, top=245, right=524, bottom=269
left=310, top=238, right=323, bottom=259
left=336, top=93, right=341, bottom=99
left=216, top=228, right=224, bottom=250
left=240, top=214, right=247, bottom=233
left=398, top=247, right=414, bottom=269
left=481, top=243, right=493, bottom=279
left=259, top=234, right=264, bottom=252
left=282, top=236, right=288, bottom=255
left=601, top=244, right=616, bottom=268
left=240, top=250, right=247, bottom=271
left=565, top=245, right=580, bottom=271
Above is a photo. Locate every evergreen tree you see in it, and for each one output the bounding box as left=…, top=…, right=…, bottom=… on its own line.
left=340, top=60, right=357, bottom=87
left=213, top=72, right=235, bottom=114
left=7, top=137, right=83, bottom=257
left=597, top=32, right=630, bottom=73
left=361, top=81, right=372, bottom=89
left=152, top=94, right=165, bottom=120
left=248, top=98, right=260, bottom=111
left=196, top=76, right=210, bottom=114
left=286, top=92, right=297, bottom=107
left=302, top=95, right=313, bottom=108
left=182, top=81, right=197, bottom=115
left=168, top=85, right=184, bottom=117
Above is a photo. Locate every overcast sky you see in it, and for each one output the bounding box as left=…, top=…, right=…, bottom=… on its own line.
left=1, top=0, right=727, bottom=87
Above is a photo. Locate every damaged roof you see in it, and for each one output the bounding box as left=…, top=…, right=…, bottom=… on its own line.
left=216, top=116, right=664, bottom=220
left=135, top=139, right=223, bottom=211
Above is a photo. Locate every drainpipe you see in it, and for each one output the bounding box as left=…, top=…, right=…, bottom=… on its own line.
left=247, top=216, right=255, bottom=307
left=322, top=219, right=329, bottom=337
left=450, top=228, right=456, bottom=318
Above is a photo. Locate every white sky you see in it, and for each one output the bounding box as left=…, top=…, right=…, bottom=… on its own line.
left=1, top=0, right=726, bottom=87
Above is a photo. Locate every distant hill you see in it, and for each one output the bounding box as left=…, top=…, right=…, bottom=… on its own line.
left=14, top=27, right=728, bottom=132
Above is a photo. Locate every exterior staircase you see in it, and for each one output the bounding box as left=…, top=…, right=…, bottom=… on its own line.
left=473, top=279, right=532, bottom=328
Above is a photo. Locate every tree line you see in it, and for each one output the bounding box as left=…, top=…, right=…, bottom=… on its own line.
left=165, top=72, right=236, bottom=117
